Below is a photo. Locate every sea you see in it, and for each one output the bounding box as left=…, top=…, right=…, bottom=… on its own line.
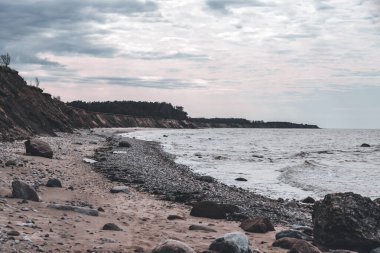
left=122, top=128, right=380, bottom=200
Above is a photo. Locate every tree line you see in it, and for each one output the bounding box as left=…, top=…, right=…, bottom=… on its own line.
left=67, top=100, right=188, bottom=120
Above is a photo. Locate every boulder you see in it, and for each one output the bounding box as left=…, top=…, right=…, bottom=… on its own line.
left=272, top=237, right=301, bottom=249
left=313, top=192, right=380, bottom=250
left=290, top=225, right=314, bottom=236
left=48, top=204, right=99, bottom=216
left=110, top=186, right=129, bottom=194
left=189, top=224, right=217, bottom=232
left=196, top=175, right=215, bottom=183
left=118, top=141, right=131, bottom=148
left=374, top=198, right=380, bottom=205
left=46, top=178, right=62, bottom=188
left=240, top=217, right=275, bottom=233
left=235, top=177, right=248, bottom=182
left=11, top=181, right=40, bottom=202
left=167, top=214, right=185, bottom=220
left=302, top=196, right=316, bottom=204
left=275, top=230, right=313, bottom=241
left=24, top=139, right=53, bottom=158
left=289, top=240, right=322, bottom=253
left=102, top=223, right=122, bottom=231
left=220, top=204, right=242, bottom=214
left=209, top=232, right=252, bottom=253
left=190, top=201, right=226, bottom=219
left=152, top=239, right=196, bottom=253
left=7, top=230, right=20, bottom=236
left=5, top=159, right=17, bottom=166
left=361, top=143, right=371, bottom=147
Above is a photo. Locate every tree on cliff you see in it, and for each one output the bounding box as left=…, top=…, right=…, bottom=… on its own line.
left=0, top=53, right=11, bottom=67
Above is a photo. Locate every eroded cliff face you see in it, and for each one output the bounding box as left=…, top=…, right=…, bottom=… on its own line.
left=0, top=67, right=73, bottom=141
left=0, top=67, right=195, bottom=141
left=66, top=107, right=196, bottom=129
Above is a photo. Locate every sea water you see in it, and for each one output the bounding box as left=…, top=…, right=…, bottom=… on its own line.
left=122, top=128, right=380, bottom=200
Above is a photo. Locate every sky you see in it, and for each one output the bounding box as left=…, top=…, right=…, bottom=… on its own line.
left=1, top=0, right=379, bottom=128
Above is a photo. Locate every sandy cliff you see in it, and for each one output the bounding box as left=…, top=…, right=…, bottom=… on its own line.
left=0, top=67, right=195, bottom=141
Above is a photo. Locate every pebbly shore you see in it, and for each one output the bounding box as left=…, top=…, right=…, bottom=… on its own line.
left=92, top=131, right=313, bottom=226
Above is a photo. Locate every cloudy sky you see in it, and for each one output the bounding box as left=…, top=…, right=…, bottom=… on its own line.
left=1, top=0, right=379, bottom=128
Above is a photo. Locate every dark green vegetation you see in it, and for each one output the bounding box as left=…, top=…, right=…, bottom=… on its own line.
left=67, top=100, right=188, bottom=120
left=192, top=118, right=319, bottom=128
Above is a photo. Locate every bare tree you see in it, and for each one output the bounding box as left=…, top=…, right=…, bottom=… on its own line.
left=0, top=53, right=11, bottom=67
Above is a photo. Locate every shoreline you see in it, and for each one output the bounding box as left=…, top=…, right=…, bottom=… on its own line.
left=0, top=129, right=295, bottom=252
left=92, top=128, right=313, bottom=226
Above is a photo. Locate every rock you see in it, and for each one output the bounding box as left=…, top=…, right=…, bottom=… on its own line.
left=220, top=204, right=242, bottom=214
left=313, top=192, right=380, bottom=250
left=209, top=232, right=252, bottom=253
left=189, top=224, right=217, bottom=232
left=11, top=181, right=40, bottom=202
left=290, top=225, right=314, bottom=236
left=275, top=229, right=313, bottom=241
left=7, top=230, right=20, bottom=236
left=167, top=215, right=185, bottom=220
left=48, top=204, right=99, bottom=216
left=5, top=159, right=17, bottom=166
left=288, top=240, right=322, bottom=253
left=99, top=237, right=117, bottom=244
left=152, top=239, right=196, bottom=253
left=83, top=158, right=97, bottom=164
left=98, top=207, right=105, bottom=212
left=46, top=178, right=62, bottom=188
left=371, top=247, right=380, bottom=253
left=235, top=177, right=248, bottom=182
left=102, top=223, right=122, bottom=231
left=196, top=175, right=215, bottom=183
left=272, top=237, right=301, bottom=249
left=361, top=143, right=371, bottom=147
left=240, top=217, right=275, bottom=233
left=119, top=141, right=131, bottom=148
left=24, top=139, right=53, bottom=159
left=374, top=198, right=380, bottom=205
left=190, top=201, right=227, bottom=219
left=110, top=186, right=129, bottom=194
left=302, top=196, right=315, bottom=204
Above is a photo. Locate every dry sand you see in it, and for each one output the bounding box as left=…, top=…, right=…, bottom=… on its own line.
left=0, top=129, right=288, bottom=253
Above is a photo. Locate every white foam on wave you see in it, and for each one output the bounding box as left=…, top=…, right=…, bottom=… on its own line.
left=122, top=128, right=380, bottom=200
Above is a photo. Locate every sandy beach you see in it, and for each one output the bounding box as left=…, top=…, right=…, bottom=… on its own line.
left=0, top=128, right=301, bottom=253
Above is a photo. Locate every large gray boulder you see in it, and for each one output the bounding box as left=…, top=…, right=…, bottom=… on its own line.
left=152, top=239, right=196, bottom=253
left=12, top=181, right=40, bottom=202
left=25, top=139, right=53, bottom=158
left=313, top=192, right=380, bottom=250
left=209, top=232, right=252, bottom=253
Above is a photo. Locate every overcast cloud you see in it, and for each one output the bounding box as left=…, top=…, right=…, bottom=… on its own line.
left=0, top=0, right=379, bottom=128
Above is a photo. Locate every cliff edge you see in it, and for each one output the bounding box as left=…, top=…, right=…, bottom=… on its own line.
left=0, top=67, right=195, bottom=141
